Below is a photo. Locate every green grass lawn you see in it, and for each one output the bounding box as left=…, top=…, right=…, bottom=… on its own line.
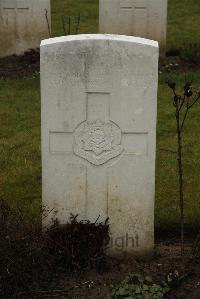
left=0, top=0, right=199, bottom=231
left=0, top=78, right=41, bottom=223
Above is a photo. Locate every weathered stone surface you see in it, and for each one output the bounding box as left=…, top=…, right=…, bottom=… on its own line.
left=41, top=34, right=158, bottom=257
left=99, top=0, right=168, bottom=56
left=0, top=0, right=51, bottom=57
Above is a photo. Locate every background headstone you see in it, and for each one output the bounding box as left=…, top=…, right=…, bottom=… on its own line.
left=99, top=0, right=168, bottom=56
left=0, top=0, right=51, bottom=57
left=41, top=34, right=158, bottom=257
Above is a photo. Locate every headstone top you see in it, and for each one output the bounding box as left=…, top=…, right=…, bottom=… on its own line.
left=41, top=34, right=158, bottom=48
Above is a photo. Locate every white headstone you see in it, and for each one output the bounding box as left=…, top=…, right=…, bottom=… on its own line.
left=0, top=0, right=51, bottom=57
left=99, top=0, right=168, bottom=56
left=41, top=34, right=158, bottom=257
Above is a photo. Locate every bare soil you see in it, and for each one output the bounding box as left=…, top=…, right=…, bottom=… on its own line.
left=15, top=241, right=200, bottom=299
left=44, top=242, right=200, bottom=299
left=0, top=49, right=40, bottom=78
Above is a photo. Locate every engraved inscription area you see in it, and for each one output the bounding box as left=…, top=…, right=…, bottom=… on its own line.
left=2, top=3, right=29, bottom=31
left=3, top=7, right=29, bottom=11
left=120, top=0, right=133, bottom=9
left=3, top=4, right=29, bottom=12
left=74, top=120, right=123, bottom=165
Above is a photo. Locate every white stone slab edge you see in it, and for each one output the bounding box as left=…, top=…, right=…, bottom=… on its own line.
left=41, top=34, right=159, bottom=49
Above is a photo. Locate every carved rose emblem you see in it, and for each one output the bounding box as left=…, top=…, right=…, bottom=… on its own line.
left=73, top=120, right=123, bottom=165
left=82, top=121, right=113, bottom=155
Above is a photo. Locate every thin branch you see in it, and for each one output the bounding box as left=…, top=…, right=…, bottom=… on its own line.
left=167, top=80, right=200, bottom=259
left=180, top=108, right=189, bottom=132
left=76, top=13, right=81, bottom=34
left=62, top=15, right=67, bottom=35
left=179, top=95, right=186, bottom=111
left=68, top=16, right=71, bottom=35
left=188, top=94, right=200, bottom=109
left=180, top=94, right=200, bottom=131
left=45, top=9, right=51, bottom=38
left=160, top=148, right=177, bottom=154
left=42, top=207, right=55, bottom=221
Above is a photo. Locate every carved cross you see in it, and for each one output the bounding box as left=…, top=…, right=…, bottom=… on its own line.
left=49, top=91, right=148, bottom=220
left=119, top=0, right=148, bottom=36
left=3, top=5, right=29, bottom=12
left=120, top=0, right=147, bottom=11
left=2, top=2, right=30, bottom=36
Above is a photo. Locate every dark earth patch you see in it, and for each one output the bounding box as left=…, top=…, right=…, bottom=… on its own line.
left=1, top=209, right=200, bottom=299
left=0, top=49, right=40, bottom=78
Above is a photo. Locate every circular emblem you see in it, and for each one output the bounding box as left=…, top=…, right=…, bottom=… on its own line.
left=73, top=120, right=123, bottom=165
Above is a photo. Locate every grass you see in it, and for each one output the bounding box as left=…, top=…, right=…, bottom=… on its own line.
left=0, top=77, right=41, bottom=223
left=51, top=0, right=98, bottom=36
left=167, top=0, right=200, bottom=50
left=0, top=0, right=200, bottom=231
